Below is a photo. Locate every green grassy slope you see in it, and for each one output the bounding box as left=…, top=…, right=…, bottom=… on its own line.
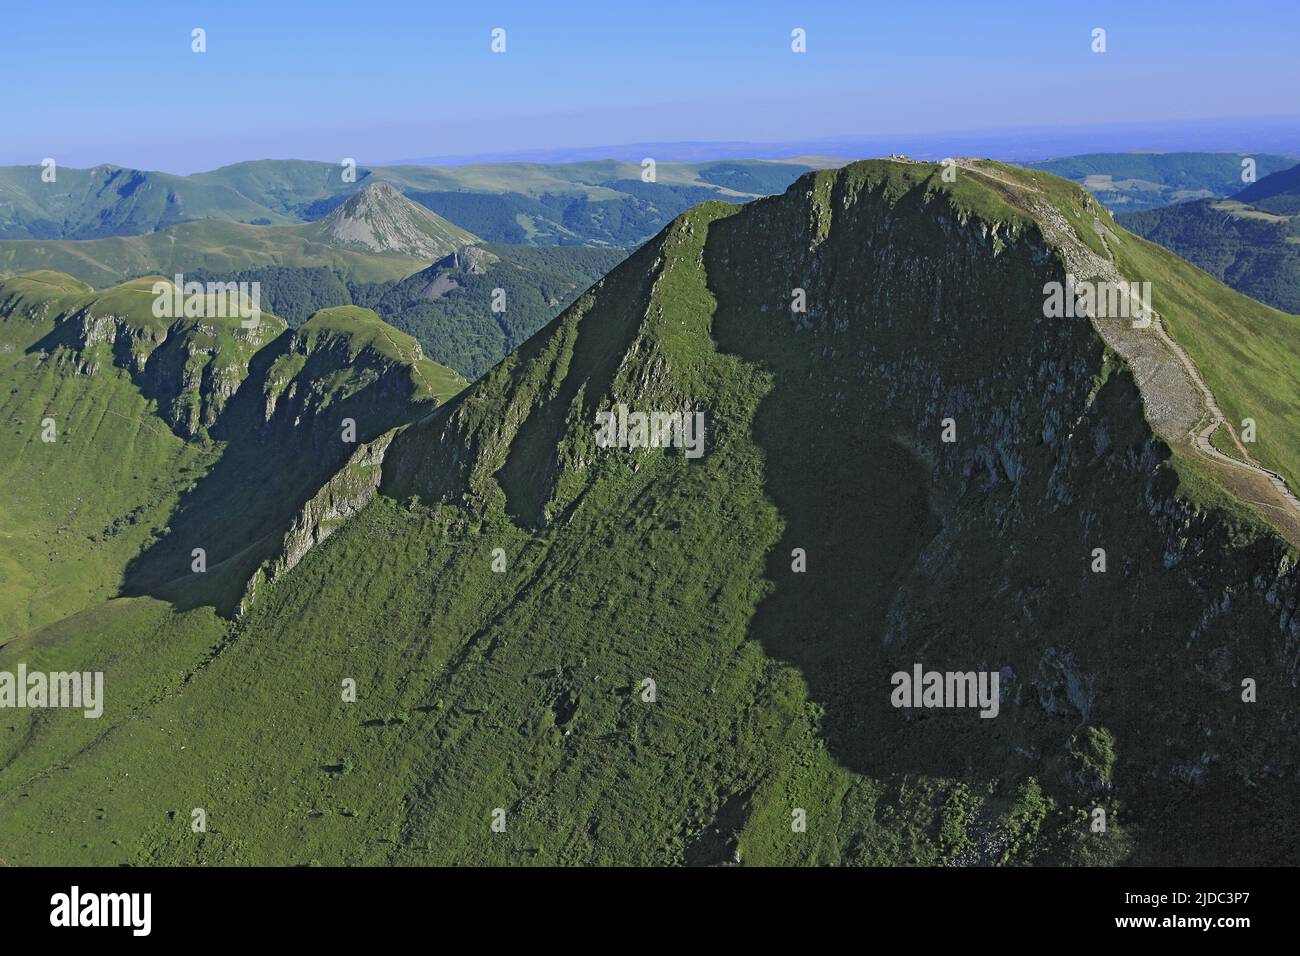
left=1107, top=225, right=1300, bottom=490
left=0, top=306, right=214, bottom=634
left=1, top=161, right=1296, bottom=868
left=0, top=273, right=283, bottom=633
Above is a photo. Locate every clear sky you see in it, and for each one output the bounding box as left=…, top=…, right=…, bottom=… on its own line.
left=3, top=0, right=1298, bottom=172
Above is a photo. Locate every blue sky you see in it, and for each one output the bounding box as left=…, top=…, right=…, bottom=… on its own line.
left=3, top=0, right=1298, bottom=172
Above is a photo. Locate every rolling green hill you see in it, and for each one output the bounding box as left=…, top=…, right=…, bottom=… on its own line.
left=0, top=165, right=293, bottom=239
left=1, top=161, right=1297, bottom=867
left=1024, top=152, right=1297, bottom=212
left=1118, top=161, right=1300, bottom=313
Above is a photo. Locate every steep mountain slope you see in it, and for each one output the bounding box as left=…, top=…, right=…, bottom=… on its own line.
left=1025, top=152, right=1297, bottom=212
left=1, top=161, right=1297, bottom=867
left=0, top=272, right=224, bottom=634
left=0, top=273, right=465, bottom=632
left=1118, top=161, right=1300, bottom=313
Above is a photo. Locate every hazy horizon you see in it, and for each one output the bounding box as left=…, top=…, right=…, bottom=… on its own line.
left=4, top=114, right=1300, bottom=178
left=5, top=0, right=1298, bottom=173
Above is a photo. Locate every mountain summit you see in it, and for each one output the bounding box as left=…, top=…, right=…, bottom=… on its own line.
left=307, top=181, right=477, bottom=259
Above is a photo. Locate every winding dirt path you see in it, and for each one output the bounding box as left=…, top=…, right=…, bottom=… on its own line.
left=969, top=156, right=1300, bottom=525
left=1146, top=306, right=1300, bottom=520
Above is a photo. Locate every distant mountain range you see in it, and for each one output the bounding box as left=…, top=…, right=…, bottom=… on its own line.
left=6, top=151, right=1300, bottom=359
left=1117, top=161, right=1300, bottom=313
left=0, top=160, right=822, bottom=374
left=1023, top=152, right=1298, bottom=212
left=0, top=157, right=825, bottom=247
left=376, top=115, right=1300, bottom=167
left=0, top=181, right=475, bottom=286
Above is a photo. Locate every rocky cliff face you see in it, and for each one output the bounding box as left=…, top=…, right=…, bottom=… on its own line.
left=700, top=161, right=1298, bottom=861
left=29, top=282, right=283, bottom=438
left=30, top=291, right=444, bottom=446
left=260, top=317, right=428, bottom=443
left=239, top=429, right=395, bottom=616
left=413, top=245, right=500, bottom=299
